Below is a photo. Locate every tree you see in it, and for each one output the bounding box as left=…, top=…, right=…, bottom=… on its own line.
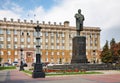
left=100, top=41, right=112, bottom=63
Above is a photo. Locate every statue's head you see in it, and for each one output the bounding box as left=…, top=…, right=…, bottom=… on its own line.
left=78, top=9, right=81, bottom=14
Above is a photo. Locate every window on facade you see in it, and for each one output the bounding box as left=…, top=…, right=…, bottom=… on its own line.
left=0, top=29, right=3, bottom=34
left=27, top=38, right=30, bottom=42
left=51, top=39, right=54, bottom=43
left=62, top=52, right=64, bottom=56
left=7, top=44, right=11, bottom=48
left=27, top=31, right=30, bottom=36
left=0, top=44, right=3, bottom=48
left=51, top=52, right=54, bottom=55
left=21, top=38, right=24, bottom=42
left=8, top=51, right=11, bottom=55
left=45, top=45, right=48, bottom=49
left=51, top=45, right=54, bottom=49
left=28, top=45, right=30, bottom=48
left=62, top=33, right=64, bottom=37
left=14, top=30, right=17, bottom=35
left=7, top=37, right=11, bottom=41
left=57, top=46, right=59, bottom=49
left=45, top=39, right=48, bottom=43
left=62, top=46, right=65, bottom=50
left=45, top=32, right=48, bottom=36
left=14, top=37, right=17, bottom=42
left=56, top=33, right=59, bottom=37
left=51, top=32, right=54, bottom=37
left=33, top=31, right=36, bottom=37
left=6, top=29, right=10, bottom=34
left=0, top=51, right=4, bottom=55
left=0, top=37, right=3, bottom=41
left=21, top=45, right=24, bottom=48
left=57, top=39, right=59, bottom=43
left=15, top=51, right=17, bottom=55
left=46, top=51, right=48, bottom=55
left=57, top=52, right=59, bottom=55
left=62, top=40, right=65, bottom=43
left=14, top=44, right=17, bottom=49
left=20, top=31, right=24, bottom=35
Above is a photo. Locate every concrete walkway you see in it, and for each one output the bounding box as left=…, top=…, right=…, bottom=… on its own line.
left=0, top=69, right=120, bottom=83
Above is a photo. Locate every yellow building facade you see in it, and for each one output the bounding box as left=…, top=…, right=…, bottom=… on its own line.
left=0, top=18, right=101, bottom=65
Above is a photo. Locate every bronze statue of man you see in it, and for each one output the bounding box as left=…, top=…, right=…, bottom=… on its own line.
left=75, top=9, right=85, bottom=36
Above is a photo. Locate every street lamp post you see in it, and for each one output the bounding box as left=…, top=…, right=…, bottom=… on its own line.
left=32, top=25, right=45, bottom=78
left=19, top=48, right=24, bottom=71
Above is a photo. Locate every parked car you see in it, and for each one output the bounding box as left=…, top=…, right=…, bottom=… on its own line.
left=3, top=62, right=11, bottom=66
left=12, top=61, right=18, bottom=66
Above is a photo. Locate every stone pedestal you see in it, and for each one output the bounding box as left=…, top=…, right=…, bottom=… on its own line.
left=32, top=54, right=45, bottom=78
left=32, top=63, right=45, bottom=78
left=71, top=36, right=88, bottom=63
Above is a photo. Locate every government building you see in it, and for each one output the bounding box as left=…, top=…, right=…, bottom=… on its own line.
left=0, top=18, right=101, bottom=66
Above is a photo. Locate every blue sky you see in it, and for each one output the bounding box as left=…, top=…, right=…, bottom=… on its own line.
left=0, top=0, right=120, bottom=48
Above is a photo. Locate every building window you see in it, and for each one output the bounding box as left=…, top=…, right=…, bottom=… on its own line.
left=7, top=44, right=11, bottom=48
left=14, top=44, right=17, bottom=48
left=45, top=45, right=48, bottom=49
left=56, top=33, right=59, bottom=37
left=27, top=38, right=30, bottom=42
left=62, top=46, right=65, bottom=50
left=62, top=52, right=65, bottom=56
left=14, top=30, right=17, bottom=35
left=62, top=33, right=64, bottom=37
left=57, top=39, right=59, bottom=43
left=7, top=37, right=11, bottom=41
left=1, top=51, right=4, bottom=55
left=6, top=29, right=10, bottom=34
left=21, top=38, right=24, bottom=42
left=21, top=45, right=24, bottom=48
left=62, top=40, right=65, bottom=43
left=14, top=37, right=17, bottom=42
left=57, top=46, right=59, bottom=49
left=51, top=39, right=54, bottom=43
left=51, top=32, right=54, bottom=36
left=51, top=52, right=54, bottom=55
left=51, top=45, right=54, bottom=49
left=8, top=51, right=11, bottom=55
left=0, top=37, right=3, bottom=41
left=15, top=51, right=17, bottom=55
left=20, top=31, right=24, bottom=35
left=46, top=51, right=48, bottom=55
left=45, top=39, right=48, bottom=43
left=0, top=29, right=3, bottom=34
left=0, top=44, right=3, bottom=48
left=33, top=31, right=36, bottom=37
left=45, top=32, right=48, bottom=36
left=57, top=52, right=59, bottom=55
left=28, top=45, right=30, bottom=48
left=27, top=31, right=30, bottom=36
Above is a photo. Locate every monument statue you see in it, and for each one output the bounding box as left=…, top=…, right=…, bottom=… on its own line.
left=71, top=9, right=87, bottom=64
left=75, top=9, right=84, bottom=35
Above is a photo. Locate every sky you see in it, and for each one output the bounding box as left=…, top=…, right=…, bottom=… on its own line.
left=0, top=0, right=120, bottom=48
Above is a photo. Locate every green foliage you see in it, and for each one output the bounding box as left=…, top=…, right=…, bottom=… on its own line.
left=101, top=38, right=120, bottom=63
left=0, top=66, right=16, bottom=70
left=22, top=70, right=102, bottom=76
left=0, top=57, right=2, bottom=63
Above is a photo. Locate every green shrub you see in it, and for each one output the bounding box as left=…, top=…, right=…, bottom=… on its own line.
left=0, top=66, right=16, bottom=70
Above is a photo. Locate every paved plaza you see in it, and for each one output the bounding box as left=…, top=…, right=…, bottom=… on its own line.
left=0, top=70, right=120, bottom=83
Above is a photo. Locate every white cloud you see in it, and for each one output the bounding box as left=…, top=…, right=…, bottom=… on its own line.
left=0, top=10, right=20, bottom=20
left=0, top=0, right=120, bottom=48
